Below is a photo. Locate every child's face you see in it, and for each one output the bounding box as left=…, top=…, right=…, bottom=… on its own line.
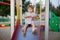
left=28, top=7, right=33, bottom=13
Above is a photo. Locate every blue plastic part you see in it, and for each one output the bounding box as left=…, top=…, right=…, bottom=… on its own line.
left=15, top=27, right=38, bottom=40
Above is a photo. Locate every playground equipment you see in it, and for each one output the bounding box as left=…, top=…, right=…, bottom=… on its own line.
left=0, top=24, right=10, bottom=27
left=11, top=0, right=49, bottom=40
left=0, top=17, right=10, bottom=22
left=49, top=10, right=60, bottom=32
left=45, top=0, right=49, bottom=40
left=0, top=0, right=10, bottom=27
left=0, top=1, right=10, bottom=5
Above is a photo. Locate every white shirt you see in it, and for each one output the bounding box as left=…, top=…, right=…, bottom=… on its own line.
left=24, top=12, right=36, bottom=24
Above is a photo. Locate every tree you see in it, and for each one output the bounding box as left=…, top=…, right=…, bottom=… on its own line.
left=56, top=5, right=60, bottom=16
left=22, top=1, right=30, bottom=14
left=0, top=0, right=10, bottom=16
left=36, top=3, right=40, bottom=14
left=49, top=2, right=60, bottom=16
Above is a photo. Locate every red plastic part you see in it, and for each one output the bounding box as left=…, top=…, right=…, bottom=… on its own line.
left=38, top=26, right=40, bottom=40
left=0, top=24, right=2, bottom=27
left=0, top=2, right=10, bottom=5
left=38, top=25, right=45, bottom=40
left=11, top=20, right=20, bottom=40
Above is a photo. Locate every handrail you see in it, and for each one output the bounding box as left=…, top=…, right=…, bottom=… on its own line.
left=38, top=0, right=42, bottom=40
left=11, top=20, right=20, bottom=40
left=0, top=2, right=10, bottom=5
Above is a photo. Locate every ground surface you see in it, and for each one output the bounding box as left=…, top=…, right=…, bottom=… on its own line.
left=40, top=30, right=60, bottom=40
left=0, top=27, right=11, bottom=40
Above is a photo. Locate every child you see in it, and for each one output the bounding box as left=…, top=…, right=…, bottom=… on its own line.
left=22, top=4, right=37, bottom=35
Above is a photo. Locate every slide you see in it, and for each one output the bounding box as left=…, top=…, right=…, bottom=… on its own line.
left=11, top=24, right=40, bottom=40
left=11, top=0, right=41, bottom=40
left=14, top=26, right=38, bottom=40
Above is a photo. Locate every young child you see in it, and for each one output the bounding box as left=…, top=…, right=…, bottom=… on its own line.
left=22, top=4, right=37, bottom=35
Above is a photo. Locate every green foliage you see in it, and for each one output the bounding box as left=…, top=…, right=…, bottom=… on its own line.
left=0, top=4, right=10, bottom=16
left=22, top=1, right=30, bottom=14
left=36, top=3, right=40, bottom=14
left=49, top=2, right=60, bottom=16
left=36, top=3, right=45, bottom=14
left=0, top=0, right=2, bottom=1
left=0, top=0, right=10, bottom=16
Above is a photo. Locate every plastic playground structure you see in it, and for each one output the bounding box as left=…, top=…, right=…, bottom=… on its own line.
left=0, top=0, right=60, bottom=40
left=11, top=0, right=49, bottom=40
left=49, top=10, right=60, bottom=32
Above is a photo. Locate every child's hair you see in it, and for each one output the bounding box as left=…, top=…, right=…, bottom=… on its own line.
left=27, top=4, right=34, bottom=9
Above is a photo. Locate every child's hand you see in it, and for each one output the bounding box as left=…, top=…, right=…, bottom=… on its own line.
left=24, top=15, right=30, bottom=18
left=27, top=16, right=32, bottom=18
left=24, top=16, right=31, bottom=18
left=24, top=16, right=33, bottom=18
left=28, top=16, right=34, bottom=18
left=30, top=16, right=34, bottom=18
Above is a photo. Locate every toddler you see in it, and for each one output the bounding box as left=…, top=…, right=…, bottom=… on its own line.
left=22, top=4, right=37, bottom=35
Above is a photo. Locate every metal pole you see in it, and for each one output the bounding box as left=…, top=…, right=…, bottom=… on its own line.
left=40, top=0, right=42, bottom=26
left=34, top=0, right=36, bottom=14
left=11, top=0, right=14, bottom=37
left=15, top=0, right=20, bottom=25
left=20, top=0, right=22, bottom=25
left=38, top=0, right=42, bottom=40
left=45, top=0, right=49, bottom=40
